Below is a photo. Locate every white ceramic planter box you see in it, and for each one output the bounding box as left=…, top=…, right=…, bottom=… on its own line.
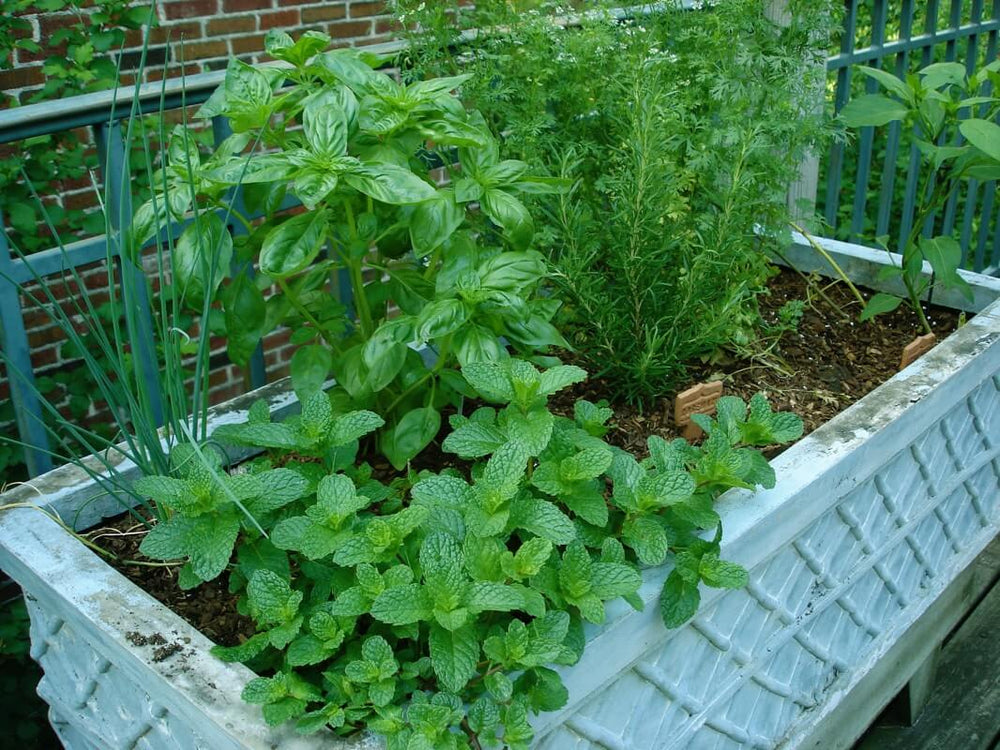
left=1, top=237, right=999, bottom=750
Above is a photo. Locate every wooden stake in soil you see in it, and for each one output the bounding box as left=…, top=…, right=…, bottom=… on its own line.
left=900, top=333, right=937, bottom=371
left=674, top=381, right=723, bottom=441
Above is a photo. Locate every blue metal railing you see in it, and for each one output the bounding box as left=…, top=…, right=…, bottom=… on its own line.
left=823, top=0, right=1000, bottom=272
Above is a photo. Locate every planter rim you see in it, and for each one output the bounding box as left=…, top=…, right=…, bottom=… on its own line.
left=1, top=238, right=999, bottom=748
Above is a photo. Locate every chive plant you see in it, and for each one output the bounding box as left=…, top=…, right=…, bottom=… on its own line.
left=0, top=31, right=230, bottom=524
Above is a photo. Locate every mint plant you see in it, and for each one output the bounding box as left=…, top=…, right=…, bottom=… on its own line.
left=136, top=361, right=802, bottom=746
left=134, top=33, right=566, bottom=469
left=840, top=60, right=1000, bottom=332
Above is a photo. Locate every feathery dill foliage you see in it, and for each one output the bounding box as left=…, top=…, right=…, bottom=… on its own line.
left=397, top=0, right=835, bottom=405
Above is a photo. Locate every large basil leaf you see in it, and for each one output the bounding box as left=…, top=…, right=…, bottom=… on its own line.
left=290, top=345, right=333, bottom=403
left=222, top=59, right=273, bottom=131
left=480, top=189, right=534, bottom=250
left=205, top=153, right=297, bottom=185
left=410, top=190, right=465, bottom=256
left=454, top=325, right=507, bottom=367
left=363, top=322, right=412, bottom=392
left=344, top=165, right=437, bottom=205
left=265, top=29, right=330, bottom=67
left=318, top=49, right=381, bottom=92
left=303, top=91, right=348, bottom=157
left=223, top=271, right=267, bottom=367
left=259, top=210, right=328, bottom=278
left=416, top=299, right=469, bottom=342
left=381, top=407, right=441, bottom=470
left=174, top=213, right=233, bottom=307
left=479, top=251, right=546, bottom=292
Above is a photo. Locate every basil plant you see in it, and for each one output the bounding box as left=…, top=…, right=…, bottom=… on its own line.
left=132, top=30, right=567, bottom=468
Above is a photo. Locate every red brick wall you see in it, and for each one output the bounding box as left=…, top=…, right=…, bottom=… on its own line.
left=2, top=1, right=397, bottom=101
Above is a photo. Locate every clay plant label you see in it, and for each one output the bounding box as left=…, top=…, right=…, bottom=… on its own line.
left=899, top=333, right=937, bottom=371
left=674, top=381, right=724, bottom=440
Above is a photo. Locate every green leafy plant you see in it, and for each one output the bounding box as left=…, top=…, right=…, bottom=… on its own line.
left=840, top=60, right=1000, bottom=332
left=396, top=0, right=834, bottom=404
left=137, top=34, right=567, bottom=469
left=136, top=359, right=803, bottom=746
left=0, top=587, right=57, bottom=749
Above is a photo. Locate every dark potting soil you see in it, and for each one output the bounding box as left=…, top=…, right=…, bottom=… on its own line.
left=552, top=268, right=962, bottom=457
left=91, top=268, right=963, bottom=647
left=93, top=515, right=256, bottom=648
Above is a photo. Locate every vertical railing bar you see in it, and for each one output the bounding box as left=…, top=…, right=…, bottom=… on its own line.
left=899, top=0, right=942, bottom=252
left=95, top=120, right=164, bottom=426
left=211, top=116, right=266, bottom=390
left=972, top=16, right=998, bottom=272
left=973, top=181, right=995, bottom=271
left=947, top=0, right=986, bottom=252
left=876, top=0, right=916, bottom=238
left=849, top=0, right=888, bottom=240
left=959, top=180, right=980, bottom=266
left=824, top=0, right=859, bottom=230
left=922, top=0, right=965, bottom=241
left=0, top=213, right=53, bottom=477
left=936, top=0, right=968, bottom=237
left=945, top=0, right=965, bottom=62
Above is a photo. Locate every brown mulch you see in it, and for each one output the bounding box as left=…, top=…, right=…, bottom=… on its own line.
left=551, top=269, right=961, bottom=457
left=91, top=268, right=963, bottom=645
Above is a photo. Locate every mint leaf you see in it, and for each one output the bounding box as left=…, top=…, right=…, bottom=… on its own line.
left=509, top=496, right=576, bottom=544
left=466, top=582, right=525, bottom=613
left=538, top=365, right=586, bottom=395
left=699, top=554, right=749, bottom=589
left=211, top=632, right=270, bottom=663
left=188, top=509, right=242, bottom=581
left=462, top=361, right=516, bottom=402
left=428, top=623, right=479, bottom=693
left=248, top=569, right=303, bottom=626
left=370, top=584, right=433, bottom=625
left=623, top=515, right=669, bottom=565
left=330, top=410, right=385, bottom=445
left=660, top=570, right=700, bottom=628
left=589, top=563, right=641, bottom=599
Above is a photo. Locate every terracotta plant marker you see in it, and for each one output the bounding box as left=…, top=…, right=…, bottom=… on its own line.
left=899, top=333, right=937, bottom=371
left=674, top=381, right=724, bottom=441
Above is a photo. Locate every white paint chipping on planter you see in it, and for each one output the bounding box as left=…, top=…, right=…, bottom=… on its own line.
left=1, top=240, right=998, bottom=750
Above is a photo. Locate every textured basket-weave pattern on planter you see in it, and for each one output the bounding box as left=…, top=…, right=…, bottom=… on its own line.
left=26, top=596, right=209, bottom=750
left=538, top=373, right=1000, bottom=750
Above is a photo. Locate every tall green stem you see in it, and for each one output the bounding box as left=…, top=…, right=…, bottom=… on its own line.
left=277, top=278, right=341, bottom=351
left=341, top=199, right=374, bottom=337
left=900, top=168, right=961, bottom=335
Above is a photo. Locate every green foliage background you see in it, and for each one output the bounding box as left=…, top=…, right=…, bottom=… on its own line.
left=396, top=0, right=835, bottom=405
